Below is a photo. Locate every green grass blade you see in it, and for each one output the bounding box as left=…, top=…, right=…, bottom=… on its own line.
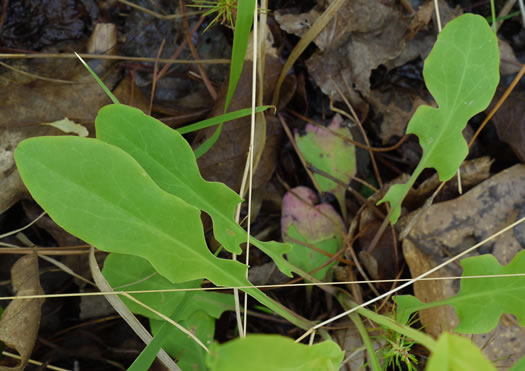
left=193, top=0, right=256, bottom=157
left=177, top=106, right=271, bottom=134
left=151, top=313, right=214, bottom=371
left=224, top=0, right=255, bottom=112
left=75, top=52, right=119, bottom=104
left=129, top=325, right=176, bottom=371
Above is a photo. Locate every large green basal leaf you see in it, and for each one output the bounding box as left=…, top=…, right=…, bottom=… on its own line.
left=95, top=104, right=292, bottom=276
left=378, top=14, right=499, bottom=223
left=14, top=136, right=248, bottom=287
left=396, top=250, right=525, bottom=334
left=426, top=333, right=495, bottom=371
left=15, top=136, right=310, bottom=330
left=206, top=335, right=344, bottom=371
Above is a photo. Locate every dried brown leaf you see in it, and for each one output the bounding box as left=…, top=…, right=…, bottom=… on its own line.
left=0, top=254, right=44, bottom=371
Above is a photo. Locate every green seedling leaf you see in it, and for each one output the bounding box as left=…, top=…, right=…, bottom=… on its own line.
left=378, top=14, right=499, bottom=223
left=206, top=335, right=344, bottom=371
left=194, top=0, right=256, bottom=158
left=281, top=187, right=344, bottom=280
left=15, top=136, right=247, bottom=287
left=295, top=114, right=356, bottom=219
left=426, top=333, right=495, bottom=371
left=15, top=135, right=312, bottom=330
left=396, top=250, right=525, bottom=334
left=151, top=311, right=214, bottom=371
left=103, top=253, right=235, bottom=321
left=96, top=104, right=292, bottom=276
left=105, top=254, right=233, bottom=371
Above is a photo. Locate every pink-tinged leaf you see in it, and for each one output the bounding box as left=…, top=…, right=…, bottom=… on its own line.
left=295, top=114, right=356, bottom=219
left=282, top=187, right=344, bottom=280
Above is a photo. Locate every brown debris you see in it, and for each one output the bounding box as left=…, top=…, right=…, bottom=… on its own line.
left=0, top=254, right=44, bottom=371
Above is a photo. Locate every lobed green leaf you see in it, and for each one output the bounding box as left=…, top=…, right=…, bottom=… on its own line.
left=378, top=14, right=499, bottom=223
left=15, top=136, right=248, bottom=287
left=15, top=135, right=311, bottom=330
left=396, top=250, right=525, bottom=334
left=96, top=104, right=292, bottom=276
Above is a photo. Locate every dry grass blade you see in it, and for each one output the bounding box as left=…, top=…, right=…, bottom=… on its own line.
left=0, top=53, right=229, bottom=64
left=1, top=351, right=70, bottom=371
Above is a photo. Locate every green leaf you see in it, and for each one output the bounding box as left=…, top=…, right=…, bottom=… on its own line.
left=281, top=187, right=344, bottom=280
left=104, top=254, right=233, bottom=371
left=128, top=323, right=175, bottom=371
left=96, top=104, right=292, bottom=276
left=395, top=294, right=428, bottom=326
left=194, top=0, right=256, bottom=158
left=15, top=135, right=312, bottom=330
left=206, top=335, right=344, bottom=371
left=15, top=136, right=248, bottom=287
left=396, top=250, right=525, bottom=334
left=295, top=115, right=356, bottom=218
left=151, top=312, right=214, bottom=371
left=426, top=333, right=495, bottom=371
left=102, top=253, right=200, bottom=320
left=378, top=14, right=499, bottom=223
left=448, top=252, right=525, bottom=334
left=103, top=253, right=233, bottom=321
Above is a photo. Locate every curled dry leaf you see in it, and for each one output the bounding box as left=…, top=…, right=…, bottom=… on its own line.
left=0, top=254, right=44, bottom=371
